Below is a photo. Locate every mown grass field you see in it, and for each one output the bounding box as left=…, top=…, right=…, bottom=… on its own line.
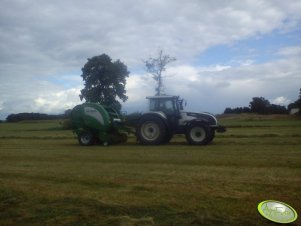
left=0, top=114, right=300, bottom=226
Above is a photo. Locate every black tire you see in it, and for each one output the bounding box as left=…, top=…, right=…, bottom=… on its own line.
left=164, top=132, right=173, bottom=143
left=207, top=129, right=215, bottom=143
left=136, top=116, right=167, bottom=145
left=78, top=131, right=95, bottom=146
left=185, top=122, right=210, bottom=145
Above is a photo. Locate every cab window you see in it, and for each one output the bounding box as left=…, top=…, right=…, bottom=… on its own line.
left=149, top=99, right=156, bottom=111
left=149, top=98, right=176, bottom=114
left=163, top=100, right=174, bottom=112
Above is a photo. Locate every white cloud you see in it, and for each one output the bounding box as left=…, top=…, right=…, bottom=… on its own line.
left=0, top=76, right=83, bottom=118
left=33, top=88, right=83, bottom=113
left=277, top=46, right=301, bottom=57
left=1, top=0, right=300, bottom=68
left=270, top=96, right=291, bottom=106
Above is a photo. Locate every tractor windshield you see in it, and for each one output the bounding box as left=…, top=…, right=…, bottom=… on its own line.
left=149, top=98, right=176, bottom=114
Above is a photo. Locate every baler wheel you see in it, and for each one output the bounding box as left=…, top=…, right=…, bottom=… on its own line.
left=78, top=131, right=95, bottom=146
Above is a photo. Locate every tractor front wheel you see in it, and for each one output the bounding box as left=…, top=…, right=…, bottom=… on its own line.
left=185, top=123, right=211, bottom=145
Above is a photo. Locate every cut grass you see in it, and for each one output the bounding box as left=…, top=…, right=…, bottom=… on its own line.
left=0, top=115, right=300, bottom=225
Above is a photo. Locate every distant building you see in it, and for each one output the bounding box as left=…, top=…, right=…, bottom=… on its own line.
left=290, top=108, right=300, bottom=115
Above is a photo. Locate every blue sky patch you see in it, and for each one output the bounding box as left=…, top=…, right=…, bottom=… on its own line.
left=197, top=29, right=301, bottom=67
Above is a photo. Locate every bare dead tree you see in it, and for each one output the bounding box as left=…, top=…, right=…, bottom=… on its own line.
left=144, top=50, right=176, bottom=96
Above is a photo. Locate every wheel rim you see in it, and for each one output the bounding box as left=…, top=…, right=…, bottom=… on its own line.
left=140, top=121, right=160, bottom=141
left=80, top=133, right=92, bottom=145
left=190, top=126, right=206, bottom=142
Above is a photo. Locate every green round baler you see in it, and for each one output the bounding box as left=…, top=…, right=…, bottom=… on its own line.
left=70, top=103, right=128, bottom=145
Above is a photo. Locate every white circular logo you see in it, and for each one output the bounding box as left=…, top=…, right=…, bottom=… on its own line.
left=258, top=200, right=298, bottom=224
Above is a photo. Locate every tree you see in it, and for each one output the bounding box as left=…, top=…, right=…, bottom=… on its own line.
left=80, top=54, right=129, bottom=112
left=224, top=106, right=251, bottom=114
left=6, top=113, right=67, bottom=122
left=225, top=96, right=290, bottom=115
left=249, top=97, right=270, bottom=114
left=144, top=50, right=176, bottom=96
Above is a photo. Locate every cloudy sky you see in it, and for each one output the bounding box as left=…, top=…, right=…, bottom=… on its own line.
left=0, top=0, right=301, bottom=119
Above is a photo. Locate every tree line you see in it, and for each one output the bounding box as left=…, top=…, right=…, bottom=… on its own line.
left=224, top=89, right=301, bottom=115
left=5, top=112, right=70, bottom=123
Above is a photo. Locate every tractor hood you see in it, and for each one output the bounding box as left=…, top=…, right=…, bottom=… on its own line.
left=180, top=111, right=218, bottom=126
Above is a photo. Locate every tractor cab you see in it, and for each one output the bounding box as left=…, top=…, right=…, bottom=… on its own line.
left=147, top=96, right=184, bottom=116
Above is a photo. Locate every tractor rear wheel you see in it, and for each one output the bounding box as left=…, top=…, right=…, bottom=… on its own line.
left=185, top=122, right=210, bottom=145
left=137, top=116, right=167, bottom=145
left=207, top=130, right=215, bottom=143
left=78, top=131, right=95, bottom=146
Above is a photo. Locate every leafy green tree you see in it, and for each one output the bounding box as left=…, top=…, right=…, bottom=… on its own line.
left=249, top=97, right=270, bottom=114
left=80, top=54, right=129, bottom=112
left=224, top=107, right=251, bottom=114
left=144, top=50, right=176, bottom=96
